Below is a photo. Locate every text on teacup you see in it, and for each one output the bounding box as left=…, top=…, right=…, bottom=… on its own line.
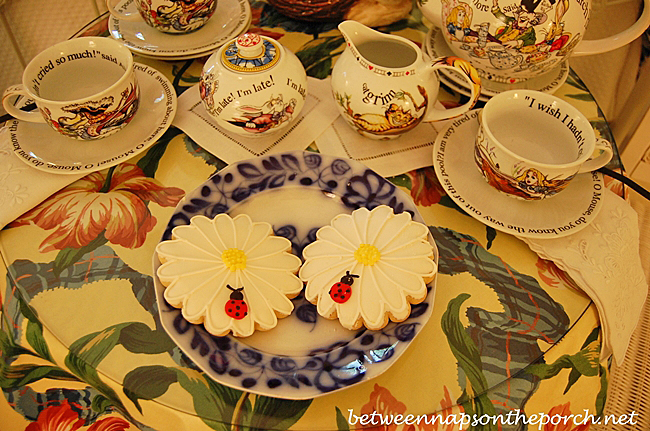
left=525, top=95, right=586, bottom=157
left=31, top=50, right=126, bottom=96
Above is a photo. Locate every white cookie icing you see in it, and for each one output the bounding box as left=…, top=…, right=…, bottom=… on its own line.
left=299, top=205, right=436, bottom=330
left=156, top=214, right=302, bottom=337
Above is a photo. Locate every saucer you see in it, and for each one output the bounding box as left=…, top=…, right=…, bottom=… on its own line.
left=433, top=110, right=604, bottom=239
left=109, top=0, right=251, bottom=58
left=424, top=27, right=569, bottom=100
left=10, top=63, right=177, bottom=175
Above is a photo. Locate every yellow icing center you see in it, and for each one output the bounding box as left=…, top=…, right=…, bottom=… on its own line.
left=222, top=248, right=247, bottom=271
left=354, top=244, right=381, bottom=266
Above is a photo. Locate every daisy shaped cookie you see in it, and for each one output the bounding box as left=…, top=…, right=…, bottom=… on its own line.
left=299, top=205, right=437, bottom=330
left=156, top=214, right=302, bottom=337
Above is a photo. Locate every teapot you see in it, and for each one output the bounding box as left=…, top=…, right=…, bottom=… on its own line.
left=331, top=20, right=481, bottom=139
left=200, top=33, right=307, bottom=137
left=418, top=0, right=650, bottom=83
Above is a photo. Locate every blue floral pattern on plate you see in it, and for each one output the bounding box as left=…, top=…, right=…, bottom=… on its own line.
left=153, top=151, right=438, bottom=399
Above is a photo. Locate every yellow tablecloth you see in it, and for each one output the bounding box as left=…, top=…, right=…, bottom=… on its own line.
left=1, top=3, right=623, bottom=430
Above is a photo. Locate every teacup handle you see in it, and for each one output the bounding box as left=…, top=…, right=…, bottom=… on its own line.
left=2, top=85, right=44, bottom=123
left=424, top=56, right=481, bottom=122
left=577, top=138, right=614, bottom=173
left=106, top=0, right=143, bottom=21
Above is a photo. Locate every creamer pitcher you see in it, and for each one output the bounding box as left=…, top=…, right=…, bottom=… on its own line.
left=331, top=20, right=481, bottom=139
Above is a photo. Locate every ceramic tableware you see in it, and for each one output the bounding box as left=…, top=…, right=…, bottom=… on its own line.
left=108, top=0, right=251, bottom=58
left=9, top=64, right=176, bottom=174
left=418, top=0, right=650, bottom=83
left=423, top=26, right=569, bottom=99
left=331, top=20, right=481, bottom=140
left=106, top=0, right=216, bottom=33
left=434, top=110, right=605, bottom=238
left=200, top=33, right=308, bottom=137
left=2, top=37, right=138, bottom=141
left=154, top=151, right=438, bottom=399
left=475, top=89, right=612, bottom=200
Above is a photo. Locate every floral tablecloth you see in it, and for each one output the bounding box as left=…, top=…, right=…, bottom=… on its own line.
left=0, top=2, right=623, bottom=430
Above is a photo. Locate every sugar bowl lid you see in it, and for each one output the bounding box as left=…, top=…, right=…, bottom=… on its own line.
left=221, top=33, right=281, bottom=73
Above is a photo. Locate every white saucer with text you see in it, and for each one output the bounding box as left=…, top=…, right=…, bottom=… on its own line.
left=433, top=110, right=605, bottom=239
left=10, top=63, right=177, bottom=175
left=109, top=0, right=251, bottom=58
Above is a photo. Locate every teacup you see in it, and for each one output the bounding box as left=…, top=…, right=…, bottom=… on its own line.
left=106, top=0, right=217, bottom=34
left=2, top=37, right=139, bottom=141
left=474, top=90, right=613, bottom=200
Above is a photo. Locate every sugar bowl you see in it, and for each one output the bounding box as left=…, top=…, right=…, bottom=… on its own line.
left=200, top=33, right=308, bottom=137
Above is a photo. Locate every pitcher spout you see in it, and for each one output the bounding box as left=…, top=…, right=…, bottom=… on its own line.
left=338, top=20, right=381, bottom=51
left=338, top=20, right=421, bottom=71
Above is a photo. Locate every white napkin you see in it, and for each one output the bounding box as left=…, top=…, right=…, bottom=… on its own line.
left=0, top=127, right=84, bottom=230
left=171, top=77, right=340, bottom=164
left=314, top=104, right=448, bottom=178
left=521, top=189, right=648, bottom=365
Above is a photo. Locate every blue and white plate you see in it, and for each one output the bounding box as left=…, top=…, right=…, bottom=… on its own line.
left=153, top=151, right=438, bottom=399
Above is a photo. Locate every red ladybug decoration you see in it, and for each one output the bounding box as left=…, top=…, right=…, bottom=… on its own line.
left=329, top=271, right=359, bottom=304
left=225, top=285, right=248, bottom=320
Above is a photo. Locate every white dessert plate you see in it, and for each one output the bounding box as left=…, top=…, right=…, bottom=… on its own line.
left=433, top=110, right=604, bottom=239
left=10, top=63, right=177, bottom=175
left=424, top=27, right=569, bottom=100
left=109, top=0, right=251, bottom=58
left=153, top=151, right=439, bottom=399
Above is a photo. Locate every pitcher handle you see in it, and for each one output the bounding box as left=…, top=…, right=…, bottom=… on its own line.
left=424, top=56, right=481, bottom=122
left=573, top=0, right=650, bottom=55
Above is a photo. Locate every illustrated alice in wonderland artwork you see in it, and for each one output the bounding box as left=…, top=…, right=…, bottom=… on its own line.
left=440, top=0, right=579, bottom=77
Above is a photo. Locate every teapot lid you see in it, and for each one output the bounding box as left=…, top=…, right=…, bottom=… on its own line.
left=221, top=33, right=281, bottom=73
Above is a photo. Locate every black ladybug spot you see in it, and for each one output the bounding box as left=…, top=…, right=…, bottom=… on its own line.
left=227, top=308, right=233, bottom=313
left=346, top=288, right=350, bottom=293
left=235, top=312, right=240, bottom=317
left=333, top=294, right=338, bottom=298
left=337, top=288, right=343, bottom=293
left=236, top=305, right=240, bottom=310
left=244, top=312, right=247, bottom=316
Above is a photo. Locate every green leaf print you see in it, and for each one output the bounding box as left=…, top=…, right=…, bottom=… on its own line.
left=526, top=340, right=600, bottom=380
left=117, top=322, right=176, bottom=354
left=0, top=362, right=78, bottom=389
left=388, top=174, right=412, bottom=189
left=248, top=395, right=312, bottom=431
left=564, top=327, right=600, bottom=394
left=52, top=234, right=109, bottom=278
left=441, top=293, right=497, bottom=429
left=12, top=288, right=52, bottom=361
left=137, top=128, right=184, bottom=178
left=0, top=321, right=35, bottom=359
left=295, top=36, right=346, bottom=79
left=336, top=406, right=351, bottom=431
left=123, top=365, right=179, bottom=413
left=176, top=369, right=235, bottom=431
